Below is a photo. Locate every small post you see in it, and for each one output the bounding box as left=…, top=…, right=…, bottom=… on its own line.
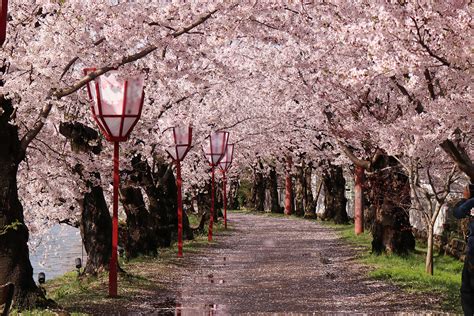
left=354, top=166, right=364, bottom=235
left=0, top=0, right=8, bottom=46
left=223, top=173, right=227, bottom=229
left=208, top=166, right=215, bottom=241
left=176, top=161, right=183, bottom=257
left=284, top=156, right=293, bottom=215
left=109, top=141, right=119, bottom=297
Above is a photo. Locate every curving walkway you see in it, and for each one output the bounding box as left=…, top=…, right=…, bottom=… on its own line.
left=175, top=212, right=441, bottom=315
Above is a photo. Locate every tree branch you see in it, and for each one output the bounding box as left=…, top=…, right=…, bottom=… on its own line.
left=19, top=10, right=218, bottom=156
left=440, top=139, right=474, bottom=182
left=337, top=140, right=370, bottom=169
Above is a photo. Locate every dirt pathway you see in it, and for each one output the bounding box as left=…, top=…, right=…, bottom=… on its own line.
left=174, top=213, right=441, bottom=315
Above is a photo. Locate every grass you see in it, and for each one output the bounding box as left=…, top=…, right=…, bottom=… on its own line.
left=319, top=219, right=463, bottom=313
left=11, top=213, right=226, bottom=315
left=232, top=208, right=463, bottom=313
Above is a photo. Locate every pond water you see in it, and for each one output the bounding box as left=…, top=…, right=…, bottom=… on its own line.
left=29, top=225, right=86, bottom=283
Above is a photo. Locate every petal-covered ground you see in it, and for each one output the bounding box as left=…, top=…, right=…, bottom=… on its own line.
left=173, top=213, right=441, bottom=315
left=59, top=212, right=447, bottom=315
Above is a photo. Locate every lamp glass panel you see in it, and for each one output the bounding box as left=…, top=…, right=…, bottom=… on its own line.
left=210, top=132, right=226, bottom=155
left=166, top=146, right=178, bottom=160
left=176, top=146, right=188, bottom=160
left=124, top=77, right=144, bottom=116
left=103, top=117, right=122, bottom=137
left=174, top=126, right=191, bottom=145
left=219, top=144, right=234, bottom=170
left=122, top=117, right=138, bottom=137
left=98, top=72, right=125, bottom=116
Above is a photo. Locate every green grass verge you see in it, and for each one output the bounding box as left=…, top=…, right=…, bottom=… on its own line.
left=13, top=214, right=226, bottom=315
left=232, top=209, right=463, bottom=313
left=320, top=221, right=463, bottom=313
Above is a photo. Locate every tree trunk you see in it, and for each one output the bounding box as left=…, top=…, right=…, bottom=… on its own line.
left=321, top=165, right=348, bottom=224
left=80, top=180, right=112, bottom=275
left=284, top=156, right=293, bottom=215
left=366, top=156, right=415, bottom=255
left=130, top=155, right=175, bottom=247
left=228, top=178, right=240, bottom=210
left=59, top=122, right=112, bottom=274
left=268, top=166, right=282, bottom=213
left=119, top=186, right=158, bottom=259
left=426, top=224, right=434, bottom=275
left=294, top=163, right=305, bottom=216
left=354, top=166, right=365, bottom=235
left=304, top=163, right=316, bottom=219
left=0, top=97, right=46, bottom=309
left=251, top=162, right=265, bottom=212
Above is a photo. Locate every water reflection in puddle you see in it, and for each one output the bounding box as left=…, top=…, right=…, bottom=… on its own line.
left=173, top=303, right=223, bottom=315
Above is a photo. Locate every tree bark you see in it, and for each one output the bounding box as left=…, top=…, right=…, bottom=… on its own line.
left=339, top=143, right=415, bottom=255
left=294, top=163, right=305, bottom=216
left=321, top=164, right=349, bottom=224
left=0, top=97, right=47, bottom=309
left=130, top=155, right=174, bottom=247
left=59, top=122, right=112, bottom=275
left=304, top=162, right=316, bottom=219
left=228, top=178, right=240, bottom=210
left=251, top=161, right=265, bottom=212
left=366, top=156, right=415, bottom=255
left=426, top=224, right=434, bottom=275
left=119, top=186, right=158, bottom=259
left=80, top=179, right=112, bottom=275
left=268, top=166, right=282, bottom=213
left=440, top=139, right=474, bottom=182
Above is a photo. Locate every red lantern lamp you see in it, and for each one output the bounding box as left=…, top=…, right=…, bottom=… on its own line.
left=218, top=143, right=234, bottom=229
left=204, top=131, right=229, bottom=166
left=218, top=143, right=234, bottom=173
left=164, top=126, right=193, bottom=258
left=83, top=68, right=145, bottom=142
left=83, top=68, right=145, bottom=298
left=203, top=131, right=229, bottom=242
left=165, top=126, right=193, bottom=161
left=0, top=0, right=8, bottom=46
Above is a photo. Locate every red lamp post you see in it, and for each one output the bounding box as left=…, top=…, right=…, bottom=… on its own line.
left=218, top=144, right=234, bottom=229
left=203, top=131, right=229, bottom=242
left=84, top=68, right=145, bottom=297
left=0, top=0, right=8, bottom=46
left=164, top=126, right=193, bottom=258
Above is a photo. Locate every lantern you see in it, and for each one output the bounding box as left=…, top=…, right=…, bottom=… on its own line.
left=83, top=68, right=145, bottom=298
left=83, top=68, right=144, bottom=142
left=165, top=126, right=193, bottom=162
left=164, top=126, right=193, bottom=257
left=203, top=131, right=229, bottom=241
left=204, top=131, right=229, bottom=166
left=218, top=144, right=234, bottom=229
left=0, top=0, right=8, bottom=46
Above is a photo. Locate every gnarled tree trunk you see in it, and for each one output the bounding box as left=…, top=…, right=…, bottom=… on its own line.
left=366, top=156, right=415, bottom=255
left=321, top=164, right=348, bottom=224
left=59, top=122, right=112, bottom=275
left=119, top=186, right=158, bottom=259
left=228, top=178, right=240, bottom=210
left=0, top=97, right=46, bottom=309
left=268, top=166, right=282, bottom=213
left=80, top=179, right=112, bottom=275
left=294, top=163, right=305, bottom=216
left=251, top=161, right=265, bottom=212
left=304, top=163, right=316, bottom=219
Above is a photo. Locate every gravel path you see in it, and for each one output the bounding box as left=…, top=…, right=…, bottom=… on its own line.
left=175, top=212, right=442, bottom=315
